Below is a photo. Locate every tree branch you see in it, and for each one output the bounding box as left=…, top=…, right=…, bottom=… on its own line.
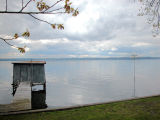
left=43, top=0, right=64, bottom=12
left=0, top=37, right=26, bottom=53
left=0, top=37, right=18, bottom=48
left=22, top=0, right=24, bottom=9
left=0, top=36, right=15, bottom=41
left=0, top=11, right=66, bottom=15
left=0, top=0, right=78, bottom=53
left=29, top=14, right=51, bottom=25
left=5, top=0, right=7, bottom=11
left=47, top=7, right=64, bottom=13
left=19, top=0, right=32, bottom=12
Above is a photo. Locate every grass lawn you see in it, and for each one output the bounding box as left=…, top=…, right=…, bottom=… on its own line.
left=0, top=96, right=160, bottom=120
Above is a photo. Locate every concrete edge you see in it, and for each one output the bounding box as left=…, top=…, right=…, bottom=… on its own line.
left=0, top=94, right=160, bottom=116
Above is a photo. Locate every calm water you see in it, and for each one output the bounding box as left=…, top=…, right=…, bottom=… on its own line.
left=0, top=59, right=160, bottom=108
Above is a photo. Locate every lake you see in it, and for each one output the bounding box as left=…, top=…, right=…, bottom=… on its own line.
left=0, top=58, right=160, bottom=109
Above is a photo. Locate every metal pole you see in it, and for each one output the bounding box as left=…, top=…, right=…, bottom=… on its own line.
left=131, top=54, right=137, bottom=97
left=133, top=56, right=136, bottom=97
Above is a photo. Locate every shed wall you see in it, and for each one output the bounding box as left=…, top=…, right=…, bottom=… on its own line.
left=13, top=64, right=45, bottom=85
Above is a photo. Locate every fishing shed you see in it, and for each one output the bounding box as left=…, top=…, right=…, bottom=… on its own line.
left=12, top=61, right=46, bottom=95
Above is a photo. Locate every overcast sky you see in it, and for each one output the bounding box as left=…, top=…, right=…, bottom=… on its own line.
left=0, top=0, right=160, bottom=58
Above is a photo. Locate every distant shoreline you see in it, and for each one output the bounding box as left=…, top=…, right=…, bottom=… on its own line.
left=0, top=57, right=160, bottom=61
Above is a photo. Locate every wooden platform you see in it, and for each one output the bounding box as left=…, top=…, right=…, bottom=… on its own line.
left=0, top=82, right=31, bottom=113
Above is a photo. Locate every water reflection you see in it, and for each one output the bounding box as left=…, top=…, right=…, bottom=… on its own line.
left=45, top=60, right=134, bottom=107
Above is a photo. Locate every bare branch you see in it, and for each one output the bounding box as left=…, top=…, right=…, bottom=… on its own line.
left=19, top=0, right=32, bottom=12
left=0, top=37, right=26, bottom=53
left=43, top=0, right=64, bottom=12
left=0, top=11, right=66, bottom=15
left=22, top=0, right=24, bottom=8
left=0, top=37, right=18, bottom=48
left=3, top=40, right=17, bottom=48
left=47, top=7, right=64, bottom=13
left=1, top=38, right=14, bottom=41
left=5, top=0, right=7, bottom=11
left=29, top=14, right=51, bottom=25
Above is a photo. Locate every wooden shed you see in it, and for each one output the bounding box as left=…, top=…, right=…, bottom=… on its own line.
left=12, top=61, right=46, bottom=95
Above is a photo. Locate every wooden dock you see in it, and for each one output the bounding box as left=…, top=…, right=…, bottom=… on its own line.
left=0, top=82, right=31, bottom=113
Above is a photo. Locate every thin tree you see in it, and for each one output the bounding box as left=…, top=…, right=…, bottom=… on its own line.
left=0, top=0, right=79, bottom=53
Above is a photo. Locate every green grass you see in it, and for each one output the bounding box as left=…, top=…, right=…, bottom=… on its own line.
left=0, top=96, right=160, bottom=120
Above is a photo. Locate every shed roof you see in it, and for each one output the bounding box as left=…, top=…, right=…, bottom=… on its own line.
left=12, top=61, right=46, bottom=64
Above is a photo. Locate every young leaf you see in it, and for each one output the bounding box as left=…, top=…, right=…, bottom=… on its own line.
left=22, top=30, right=30, bottom=37
left=72, top=9, right=79, bottom=16
left=51, top=24, right=56, bottom=29
left=18, top=47, right=25, bottom=53
left=14, top=33, right=19, bottom=39
left=37, top=1, right=49, bottom=11
left=57, top=24, right=64, bottom=29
